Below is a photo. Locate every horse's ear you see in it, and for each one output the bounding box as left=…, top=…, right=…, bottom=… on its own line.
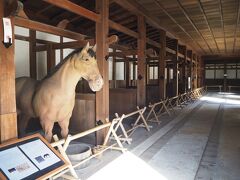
left=83, top=42, right=90, bottom=51
left=92, top=44, right=97, bottom=52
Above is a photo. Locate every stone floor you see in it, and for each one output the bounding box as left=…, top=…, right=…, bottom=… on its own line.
left=66, top=92, right=240, bottom=180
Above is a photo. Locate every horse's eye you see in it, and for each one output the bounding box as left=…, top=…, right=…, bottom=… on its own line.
left=85, top=58, right=89, bottom=61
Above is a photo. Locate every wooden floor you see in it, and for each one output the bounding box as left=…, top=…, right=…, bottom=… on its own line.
left=65, top=92, right=240, bottom=180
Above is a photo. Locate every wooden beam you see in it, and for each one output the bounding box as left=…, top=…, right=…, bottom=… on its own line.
left=109, top=20, right=138, bottom=38
left=36, top=4, right=54, bottom=15
left=15, top=34, right=56, bottom=44
left=95, top=0, right=109, bottom=145
left=29, top=30, right=37, bottom=79
left=15, top=16, right=85, bottom=40
left=0, top=0, right=17, bottom=142
left=159, top=30, right=166, bottom=99
left=109, top=20, right=161, bottom=49
left=172, top=39, right=178, bottom=96
left=233, top=0, right=240, bottom=53
left=36, top=35, right=118, bottom=52
left=146, top=38, right=161, bottom=48
left=43, top=0, right=101, bottom=23
left=137, top=15, right=146, bottom=106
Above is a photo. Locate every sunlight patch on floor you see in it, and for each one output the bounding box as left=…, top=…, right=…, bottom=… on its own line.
left=88, top=151, right=168, bottom=180
left=200, top=96, right=240, bottom=105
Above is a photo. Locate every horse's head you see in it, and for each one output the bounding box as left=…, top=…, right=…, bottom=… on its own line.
left=74, top=42, right=104, bottom=91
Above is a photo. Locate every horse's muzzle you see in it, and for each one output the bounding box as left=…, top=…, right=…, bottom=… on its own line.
left=89, top=76, right=104, bottom=91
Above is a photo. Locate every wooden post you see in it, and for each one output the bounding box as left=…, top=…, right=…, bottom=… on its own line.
left=47, top=43, right=56, bottom=74
left=125, top=57, right=130, bottom=88
left=182, top=46, right=187, bottom=93
left=112, top=48, right=116, bottom=81
left=96, top=0, right=109, bottom=144
left=172, top=39, right=178, bottom=96
left=194, top=56, right=198, bottom=89
left=137, top=15, right=146, bottom=107
left=112, top=48, right=116, bottom=88
left=133, top=55, right=136, bottom=81
left=159, top=30, right=166, bottom=100
left=199, top=57, right=204, bottom=87
left=60, top=36, right=63, bottom=61
left=29, top=30, right=37, bottom=79
left=0, top=0, right=17, bottom=142
left=223, top=62, right=227, bottom=92
left=188, top=50, right=193, bottom=91
left=197, top=56, right=201, bottom=88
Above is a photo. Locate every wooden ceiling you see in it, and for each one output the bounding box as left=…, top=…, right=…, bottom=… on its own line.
left=137, top=0, right=240, bottom=56
left=20, top=0, right=240, bottom=56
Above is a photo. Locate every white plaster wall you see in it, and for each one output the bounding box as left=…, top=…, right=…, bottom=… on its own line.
left=15, top=26, right=30, bottom=78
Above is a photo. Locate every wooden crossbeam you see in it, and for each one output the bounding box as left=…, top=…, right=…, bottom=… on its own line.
left=42, top=0, right=101, bottom=23
left=15, top=16, right=85, bottom=40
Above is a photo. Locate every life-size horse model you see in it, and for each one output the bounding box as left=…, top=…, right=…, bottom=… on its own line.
left=16, top=43, right=103, bottom=142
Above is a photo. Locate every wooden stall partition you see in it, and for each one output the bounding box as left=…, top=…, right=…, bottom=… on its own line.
left=0, top=0, right=17, bottom=142
left=146, top=85, right=160, bottom=105
left=109, top=88, right=137, bottom=118
left=69, top=94, right=96, bottom=134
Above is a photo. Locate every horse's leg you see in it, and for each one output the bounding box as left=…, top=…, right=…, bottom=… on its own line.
left=17, top=114, right=30, bottom=137
left=58, top=117, right=70, bottom=139
left=40, top=119, right=54, bottom=142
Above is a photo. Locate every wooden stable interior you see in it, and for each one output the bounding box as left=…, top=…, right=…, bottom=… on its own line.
left=2, top=0, right=240, bottom=179
left=0, top=0, right=240, bottom=145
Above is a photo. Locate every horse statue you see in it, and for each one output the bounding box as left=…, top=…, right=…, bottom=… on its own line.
left=16, top=42, right=103, bottom=142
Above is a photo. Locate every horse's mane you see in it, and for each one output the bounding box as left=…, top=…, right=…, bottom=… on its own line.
left=42, top=48, right=83, bottom=81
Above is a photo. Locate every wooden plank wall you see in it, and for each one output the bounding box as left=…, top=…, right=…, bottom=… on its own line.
left=69, top=94, right=95, bottom=134
left=109, top=89, right=137, bottom=118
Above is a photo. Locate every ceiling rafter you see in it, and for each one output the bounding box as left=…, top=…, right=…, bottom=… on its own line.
left=197, top=0, right=220, bottom=53
left=36, top=4, right=54, bottom=15
left=153, top=0, right=206, bottom=54
left=233, top=0, right=240, bottom=53
left=176, top=0, right=213, bottom=54
left=219, top=0, right=227, bottom=53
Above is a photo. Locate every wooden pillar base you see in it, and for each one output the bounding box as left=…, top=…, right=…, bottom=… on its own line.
left=0, top=113, right=17, bottom=142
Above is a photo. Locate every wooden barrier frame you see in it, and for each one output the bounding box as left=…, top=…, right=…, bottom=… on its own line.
left=145, top=87, right=205, bottom=123
left=146, top=100, right=171, bottom=124
left=51, top=118, right=126, bottom=179
left=111, top=106, right=151, bottom=144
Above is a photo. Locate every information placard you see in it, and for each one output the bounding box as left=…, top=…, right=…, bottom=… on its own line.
left=0, top=134, right=68, bottom=180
